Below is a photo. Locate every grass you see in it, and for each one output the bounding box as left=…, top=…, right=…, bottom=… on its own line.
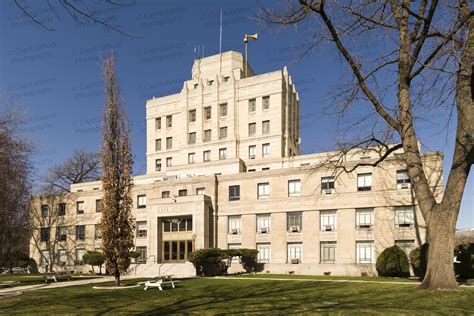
left=0, top=274, right=99, bottom=287
left=229, top=273, right=420, bottom=283
left=1, top=276, right=473, bottom=315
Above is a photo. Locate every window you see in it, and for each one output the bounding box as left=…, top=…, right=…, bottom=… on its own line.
left=257, top=214, right=271, bottom=233
left=224, top=76, right=230, bottom=82
left=58, top=250, right=67, bottom=264
left=219, top=103, right=227, bottom=117
left=203, top=150, right=211, bottom=162
left=204, top=129, right=211, bottom=142
left=219, top=148, right=227, bottom=160
left=262, top=167, right=270, bottom=171
left=184, top=132, right=195, bottom=145
left=76, top=201, right=84, bottom=214
left=288, top=180, right=301, bottom=197
left=194, top=83, right=199, bottom=89
left=136, top=246, right=147, bottom=263
left=287, top=212, right=302, bottom=231
left=249, top=145, right=256, bottom=159
left=356, top=208, right=374, bottom=228
left=320, top=241, right=336, bottom=263
left=204, top=106, right=212, bottom=120
left=155, top=117, right=161, bottom=130
left=58, top=203, right=66, bottom=216
left=262, top=143, right=270, bottom=158
left=76, top=249, right=86, bottom=264
left=229, top=185, right=240, bottom=201
left=321, top=177, right=335, bottom=193
left=395, top=206, right=415, bottom=227
left=162, top=191, right=170, bottom=198
left=258, top=182, right=270, bottom=199
left=356, top=241, right=374, bottom=264
left=248, top=169, right=256, bottom=172
left=155, top=139, right=161, bottom=151
left=357, top=173, right=372, bottom=191
left=248, top=123, right=256, bottom=136
left=41, top=250, right=50, bottom=265
left=219, top=127, right=227, bottom=139
left=196, top=187, right=205, bottom=195
left=397, top=170, right=411, bottom=189
left=178, top=189, right=187, bottom=197
left=228, top=216, right=241, bottom=234
left=288, top=243, right=303, bottom=262
left=137, top=195, right=146, bottom=209
left=166, top=157, right=172, bottom=167
left=208, top=80, right=214, bottom=86
left=248, top=98, right=256, bottom=112
left=166, top=115, right=172, bottom=128
left=95, top=225, right=101, bottom=240
left=40, top=227, right=50, bottom=242
left=257, top=244, right=271, bottom=263
left=188, top=152, right=195, bottom=164
left=262, top=120, right=270, bottom=134
left=188, top=109, right=196, bottom=122
left=137, top=222, right=147, bottom=238
left=57, top=226, right=67, bottom=241
left=395, top=240, right=416, bottom=254
left=155, top=159, right=162, bottom=171
left=320, top=210, right=337, bottom=231
left=76, top=225, right=85, bottom=240
left=262, top=96, right=270, bottom=110
left=95, top=199, right=101, bottom=213
left=166, top=137, right=172, bottom=149
left=41, top=204, right=49, bottom=218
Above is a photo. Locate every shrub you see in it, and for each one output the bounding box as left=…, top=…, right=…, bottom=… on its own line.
left=129, top=250, right=141, bottom=260
left=83, top=251, right=105, bottom=274
left=454, top=243, right=474, bottom=279
left=376, top=245, right=410, bottom=277
left=224, top=249, right=260, bottom=273
left=188, top=248, right=228, bottom=276
left=409, top=243, right=429, bottom=278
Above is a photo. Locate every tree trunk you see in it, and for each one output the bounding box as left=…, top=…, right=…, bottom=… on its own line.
left=114, top=269, right=120, bottom=286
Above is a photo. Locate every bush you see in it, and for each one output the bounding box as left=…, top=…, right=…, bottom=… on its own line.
left=409, top=243, right=429, bottom=278
left=376, top=245, right=410, bottom=277
left=188, top=248, right=229, bottom=276
left=224, top=249, right=260, bottom=273
left=83, top=251, right=105, bottom=274
left=454, top=243, right=474, bottom=279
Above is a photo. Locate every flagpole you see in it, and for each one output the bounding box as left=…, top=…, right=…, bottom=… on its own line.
left=219, top=9, right=223, bottom=74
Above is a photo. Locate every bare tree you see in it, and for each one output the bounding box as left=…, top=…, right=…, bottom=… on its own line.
left=260, top=1, right=473, bottom=290
left=99, top=53, right=134, bottom=286
left=42, top=150, right=101, bottom=193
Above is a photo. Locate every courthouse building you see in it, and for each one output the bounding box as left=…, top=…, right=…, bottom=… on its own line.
left=30, top=51, right=443, bottom=276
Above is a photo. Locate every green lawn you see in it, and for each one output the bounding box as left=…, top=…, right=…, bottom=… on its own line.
left=1, top=277, right=473, bottom=315
left=0, top=274, right=98, bottom=287
left=229, top=273, right=420, bottom=283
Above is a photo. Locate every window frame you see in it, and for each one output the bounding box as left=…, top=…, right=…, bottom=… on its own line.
left=356, top=241, right=374, bottom=264
left=204, top=106, right=212, bottom=120
left=219, top=103, right=228, bottom=117
left=155, top=159, right=162, bottom=171
left=137, top=195, right=147, bottom=209
left=188, top=109, right=196, bottom=122
left=320, top=241, right=337, bottom=264
left=257, top=243, right=271, bottom=263
left=257, top=182, right=270, bottom=199
left=356, top=208, right=374, bottom=229
left=287, top=212, right=302, bottom=231
left=203, top=129, right=211, bottom=142
left=321, top=177, right=335, bottom=193
left=219, top=126, right=227, bottom=139
left=136, top=221, right=148, bottom=238
left=203, top=150, right=211, bottom=162
left=288, top=179, right=301, bottom=197
left=357, top=173, right=372, bottom=191
left=248, top=122, right=256, bottom=136
left=228, top=216, right=241, bottom=234
left=219, top=148, right=227, bottom=160
left=287, top=242, right=303, bottom=262
left=394, top=206, right=415, bottom=228
left=262, top=143, right=270, bottom=158
left=155, top=138, right=161, bottom=151
left=320, top=210, right=337, bottom=231
left=166, top=137, right=173, bottom=150
left=262, top=95, right=270, bottom=110
left=76, top=201, right=84, bottom=215
left=75, top=225, right=86, bottom=241
left=229, top=185, right=240, bottom=201
left=257, top=214, right=271, bottom=233
left=188, top=152, right=195, bottom=164
left=262, top=120, right=270, bottom=134
left=166, top=115, right=172, bottom=128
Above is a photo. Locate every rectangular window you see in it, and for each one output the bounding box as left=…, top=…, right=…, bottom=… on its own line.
left=396, top=170, right=411, bottom=189
left=257, top=182, right=270, bottom=199
left=166, top=137, right=172, bottom=149
left=95, top=199, right=101, bottom=213
left=248, top=98, right=256, bottom=112
left=320, top=210, right=337, bottom=231
left=41, top=204, right=49, bottom=218
left=262, top=143, right=270, bottom=158
left=162, top=191, right=170, bottom=198
left=321, top=177, right=335, bottom=193
left=196, top=187, right=205, bottom=195
left=40, top=227, right=50, bottom=242
left=178, top=189, right=187, bottom=197
left=257, top=214, right=271, bottom=233
left=136, top=246, right=147, bottom=263
left=356, top=241, right=374, bottom=264
left=76, top=201, right=84, bottom=214
left=204, top=106, right=212, bottom=120
left=262, top=96, right=270, bottom=110
left=356, top=208, right=374, bottom=228
left=229, top=185, right=240, bottom=201
left=137, top=195, right=146, bottom=209
left=204, top=129, right=211, bottom=142
left=166, top=115, right=172, bottom=128
left=208, top=80, right=214, bottom=86
left=219, top=127, right=227, bottom=139
left=224, top=76, right=230, bottom=82
left=58, top=203, right=66, bottom=216
left=76, top=249, right=85, bottom=264
left=249, top=145, right=256, bottom=159
left=58, top=250, right=67, bottom=264
left=228, top=216, right=241, bottom=234
left=262, top=120, right=270, bottom=134
left=321, top=241, right=336, bottom=263
left=57, top=226, right=67, bottom=241
left=288, top=243, right=303, bottom=263
left=185, top=132, right=195, bottom=145
left=248, top=123, right=256, bottom=136
left=137, top=222, right=147, bottom=238
left=257, top=244, right=271, bottom=263
left=155, top=117, right=161, bottom=130
left=95, top=225, right=101, bottom=240
left=188, top=152, right=195, bottom=164
left=155, top=139, right=161, bottom=151
left=203, top=150, right=211, bottom=162
left=357, top=173, right=372, bottom=191
left=166, top=157, right=172, bottom=167
left=188, top=109, right=196, bottom=122
left=41, top=250, right=50, bottom=265
left=395, top=206, right=415, bottom=227
left=219, top=148, right=227, bottom=160
left=155, top=159, right=162, bottom=171
left=76, top=225, right=85, bottom=240
left=395, top=240, right=416, bottom=254
left=219, top=103, right=227, bottom=117
left=287, top=212, right=302, bottom=232
left=288, top=180, right=301, bottom=197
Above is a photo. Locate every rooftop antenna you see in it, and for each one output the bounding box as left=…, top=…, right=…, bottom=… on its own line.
left=244, top=33, right=258, bottom=77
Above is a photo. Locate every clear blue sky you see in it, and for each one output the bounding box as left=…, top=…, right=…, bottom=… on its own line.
left=0, top=0, right=471, bottom=229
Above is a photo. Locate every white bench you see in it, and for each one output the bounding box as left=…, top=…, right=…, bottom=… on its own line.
left=143, top=279, right=179, bottom=291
